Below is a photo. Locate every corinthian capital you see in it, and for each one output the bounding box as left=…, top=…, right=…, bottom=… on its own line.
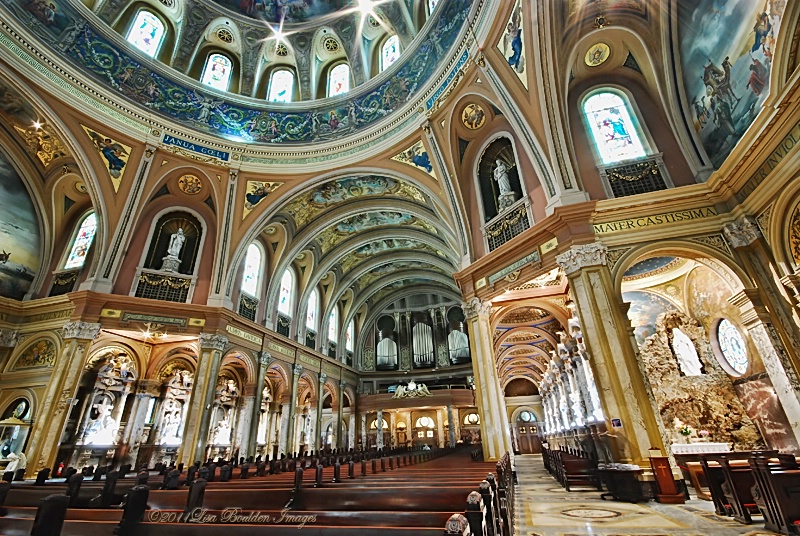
left=555, top=243, right=608, bottom=276
left=198, top=333, right=228, bottom=351
left=462, top=297, right=492, bottom=320
left=0, top=329, right=19, bottom=348
left=723, top=216, right=762, bottom=249
left=259, top=350, right=271, bottom=365
left=62, top=321, right=101, bottom=340
left=319, top=372, right=327, bottom=384
left=293, top=363, right=303, bottom=375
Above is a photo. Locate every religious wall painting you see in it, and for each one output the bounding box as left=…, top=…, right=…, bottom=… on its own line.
left=243, top=181, right=282, bottom=219
left=210, top=0, right=348, bottom=23
left=788, top=200, right=800, bottom=266
left=3, top=0, right=474, bottom=144
left=11, top=338, right=57, bottom=369
left=678, top=0, right=784, bottom=168
left=317, top=211, right=428, bottom=254
left=461, top=103, right=486, bottom=130
left=497, top=0, right=527, bottom=89
left=0, top=150, right=40, bottom=300
left=622, top=290, right=679, bottom=346
left=391, top=141, right=436, bottom=178
left=81, top=126, right=132, bottom=193
left=685, top=265, right=739, bottom=333
left=566, top=0, right=645, bottom=20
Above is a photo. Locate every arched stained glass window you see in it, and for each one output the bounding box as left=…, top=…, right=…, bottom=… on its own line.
left=127, top=10, right=165, bottom=58
left=583, top=92, right=647, bottom=164
left=327, top=63, right=350, bottom=97
left=268, top=69, right=294, bottom=103
left=64, top=212, right=97, bottom=270
left=306, top=288, right=318, bottom=331
left=201, top=53, right=233, bottom=91
left=381, top=36, right=400, bottom=72
left=328, top=308, right=338, bottom=343
left=345, top=321, right=354, bottom=351
left=240, top=243, right=261, bottom=296
left=716, top=319, right=749, bottom=376
left=278, top=269, right=293, bottom=317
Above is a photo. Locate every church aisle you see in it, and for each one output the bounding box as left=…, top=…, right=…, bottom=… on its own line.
left=512, top=454, right=780, bottom=536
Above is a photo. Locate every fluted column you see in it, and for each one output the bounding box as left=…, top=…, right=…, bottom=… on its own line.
left=25, top=321, right=100, bottom=476
left=463, top=298, right=512, bottom=461
left=178, top=333, right=227, bottom=465
left=247, top=351, right=270, bottom=458
left=314, top=373, right=326, bottom=452
left=336, top=380, right=346, bottom=449
left=556, top=243, right=663, bottom=464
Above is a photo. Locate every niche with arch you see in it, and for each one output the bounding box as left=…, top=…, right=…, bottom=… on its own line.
left=477, top=137, right=523, bottom=222
left=143, top=211, right=202, bottom=275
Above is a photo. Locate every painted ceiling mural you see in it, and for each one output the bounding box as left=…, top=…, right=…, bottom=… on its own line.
left=211, top=0, right=349, bottom=22
left=0, top=0, right=472, bottom=144
left=353, top=260, right=449, bottom=291
left=315, top=211, right=438, bottom=254
left=0, top=149, right=41, bottom=300
left=339, top=238, right=448, bottom=273
left=678, top=0, right=784, bottom=168
left=283, top=175, right=427, bottom=228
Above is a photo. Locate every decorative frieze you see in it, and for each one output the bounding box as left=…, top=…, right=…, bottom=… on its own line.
left=555, top=243, right=608, bottom=276
left=61, top=321, right=101, bottom=340
left=198, top=333, right=228, bottom=351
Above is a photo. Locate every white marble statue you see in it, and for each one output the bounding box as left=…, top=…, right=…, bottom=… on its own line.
left=166, top=228, right=186, bottom=258
left=672, top=328, right=703, bottom=376
left=493, top=159, right=512, bottom=195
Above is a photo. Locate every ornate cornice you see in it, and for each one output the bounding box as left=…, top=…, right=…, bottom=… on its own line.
left=61, top=321, right=101, bottom=340
left=198, top=333, right=228, bottom=351
left=555, top=243, right=608, bottom=276
left=723, top=216, right=762, bottom=249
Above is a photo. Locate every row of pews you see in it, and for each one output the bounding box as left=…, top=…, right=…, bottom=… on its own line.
left=678, top=450, right=800, bottom=535
left=541, top=446, right=602, bottom=492
left=0, top=446, right=515, bottom=536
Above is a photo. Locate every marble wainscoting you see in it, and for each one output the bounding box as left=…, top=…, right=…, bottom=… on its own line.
left=734, top=374, right=800, bottom=452
left=513, top=454, right=781, bottom=536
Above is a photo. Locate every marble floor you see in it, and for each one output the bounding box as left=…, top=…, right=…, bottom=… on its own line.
left=512, top=454, right=781, bottom=536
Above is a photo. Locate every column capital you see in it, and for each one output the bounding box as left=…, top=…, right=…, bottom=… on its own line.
left=62, top=321, right=101, bottom=340
left=259, top=350, right=271, bottom=365
left=293, top=363, right=303, bottom=375
left=556, top=243, right=608, bottom=276
left=318, top=372, right=327, bottom=384
left=199, top=333, right=228, bottom=351
left=462, top=297, right=492, bottom=320
left=338, top=379, right=347, bottom=389
left=0, top=329, right=19, bottom=348
left=723, top=216, right=762, bottom=249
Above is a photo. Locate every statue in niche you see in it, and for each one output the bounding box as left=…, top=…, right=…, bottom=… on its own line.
left=493, top=159, right=517, bottom=211
left=672, top=328, right=704, bottom=376
left=84, top=398, right=118, bottom=445
left=160, top=228, right=186, bottom=272
left=211, top=417, right=232, bottom=445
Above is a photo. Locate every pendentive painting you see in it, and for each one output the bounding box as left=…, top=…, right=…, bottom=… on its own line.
left=678, top=0, right=784, bottom=168
left=0, top=150, right=40, bottom=300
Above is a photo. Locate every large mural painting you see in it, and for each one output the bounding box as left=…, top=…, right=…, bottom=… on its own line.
left=679, top=0, right=784, bottom=168
left=0, top=151, right=40, bottom=299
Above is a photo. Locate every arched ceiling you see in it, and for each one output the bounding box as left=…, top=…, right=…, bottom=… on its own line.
left=494, top=306, right=564, bottom=385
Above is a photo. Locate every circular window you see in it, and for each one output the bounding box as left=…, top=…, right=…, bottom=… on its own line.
left=323, top=37, right=340, bottom=53
left=416, top=416, right=434, bottom=428
left=275, top=43, right=289, bottom=57
left=518, top=411, right=533, bottom=422
left=714, top=319, right=749, bottom=376
left=217, top=28, right=234, bottom=44
left=464, top=413, right=480, bottom=425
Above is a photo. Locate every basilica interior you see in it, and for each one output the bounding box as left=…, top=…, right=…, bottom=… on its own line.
left=0, top=0, right=799, bottom=533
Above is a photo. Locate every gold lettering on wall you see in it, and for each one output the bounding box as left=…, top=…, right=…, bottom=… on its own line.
left=593, top=207, right=718, bottom=235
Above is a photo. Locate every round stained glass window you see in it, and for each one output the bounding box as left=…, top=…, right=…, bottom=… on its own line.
left=518, top=411, right=533, bottom=422
left=716, top=319, right=748, bottom=376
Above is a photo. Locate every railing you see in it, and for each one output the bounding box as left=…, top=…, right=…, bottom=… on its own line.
left=276, top=314, right=291, bottom=337
left=481, top=196, right=532, bottom=252
left=238, top=293, right=258, bottom=322
left=598, top=153, right=670, bottom=198
left=133, top=269, right=195, bottom=303
left=49, top=269, right=80, bottom=296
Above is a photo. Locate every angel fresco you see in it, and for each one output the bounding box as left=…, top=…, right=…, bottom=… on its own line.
left=504, top=2, right=524, bottom=74
left=86, top=130, right=128, bottom=178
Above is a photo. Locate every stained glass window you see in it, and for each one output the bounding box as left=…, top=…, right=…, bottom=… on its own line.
left=346, top=321, right=354, bottom=351
left=328, top=308, right=338, bottom=342
left=381, top=35, right=400, bottom=72
left=306, top=288, right=318, bottom=331
left=717, top=319, right=749, bottom=375
left=64, top=212, right=97, bottom=270
left=327, top=63, right=350, bottom=97
left=278, top=269, right=293, bottom=316
left=583, top=92, right=647, bottom=164
left=240, top=243, right=261, bottom=296
left=201, top=53, right=233, bottom=91
left=127, top=10, right=165, bottom=58
left=428, top=0, right=439, bottom=13
left=268, top=69, right=294, bottom=103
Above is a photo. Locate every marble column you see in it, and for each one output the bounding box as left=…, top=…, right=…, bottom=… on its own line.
left=436, top=408, right=445, bottom=448
left=336, top=380, right=346, bottom=449
left=556, top=243, right=664, bottom=464
left=278, top=403, right=290, bottom=456
left=447, top=405, right=456, bottom=447
left=247, top=351, right=270, bottom=458
left=360, top=413, right=367, bottom=449
left=348, top=413, right=356, bottom=451
left=314, top=373, right=326, bottom=452
left=282, top=364, right=302, bottom=456
left=119, top=379, right=159, bottom=466
left=25, top=321, right=100, bottom=476
left=463, top=298, right=513, bottom=461
left=376, top=409, right=384, bottom=449
left=389, top=412, right=397, bottom=448
left=179, top=333, right=227, bottom=465
left=236, top=393, right=255, bottom=458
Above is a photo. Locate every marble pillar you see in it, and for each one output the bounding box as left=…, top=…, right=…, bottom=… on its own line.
left=447, top=404, right=456, bottom=447
left=315, top=373, right=326, bottom=452
left=247, top=351, right=270, bottom=458
left=336, top=380, right=346, bottom=449
left=376, top=409, right=384, bottom=449
left=278, top=403, right=290, bottom=456
left=283, top=364, right=302, bottom=456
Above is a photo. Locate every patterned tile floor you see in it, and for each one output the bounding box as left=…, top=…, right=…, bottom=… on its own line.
left=512, top=454, right=781, bottom=536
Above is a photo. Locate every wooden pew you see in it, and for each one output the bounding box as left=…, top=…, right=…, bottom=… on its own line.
left=749, top=455, right=800, bottom=535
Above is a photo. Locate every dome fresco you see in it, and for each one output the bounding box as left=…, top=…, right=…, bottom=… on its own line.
left=211, top=0, right=350, bottom=22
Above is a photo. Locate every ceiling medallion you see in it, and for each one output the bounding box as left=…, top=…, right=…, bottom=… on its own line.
left=585, top=43, right=611, bottom=67
left=275, top=43, right=289, bottom=57
left=217, top=28, right=234, bottom=44
left=461, top=103, right=486, bottom=130
left=178, top=174, right=203, bottom=195
left=323, top=36, right=340, bottom=53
